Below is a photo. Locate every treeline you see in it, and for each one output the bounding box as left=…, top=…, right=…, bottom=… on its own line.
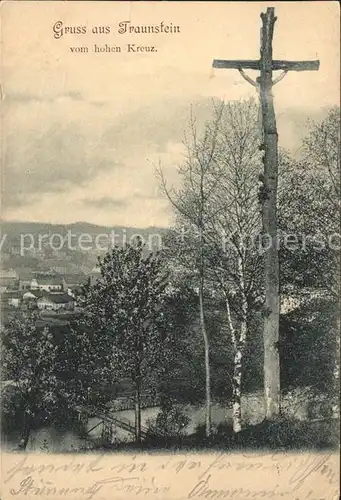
left=1, top=100, right=339, bottom=449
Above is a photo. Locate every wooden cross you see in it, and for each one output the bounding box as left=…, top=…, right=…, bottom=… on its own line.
left=212, top=7, right=319, bottom=420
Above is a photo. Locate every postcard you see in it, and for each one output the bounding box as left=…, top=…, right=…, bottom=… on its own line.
left=0, top=1, right=340, bottom=499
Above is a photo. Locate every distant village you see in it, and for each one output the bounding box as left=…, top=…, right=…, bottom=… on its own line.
left=0, top=221, right=328, bottom=330
left=0, top=223, right=167, bottom=328
left=0, top=266, right=101, bottom=326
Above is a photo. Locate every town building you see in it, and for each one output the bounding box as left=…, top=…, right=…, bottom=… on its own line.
left=62, top=273, right=88, bottom=291
left=89, top=265, right=102, bottom=286
left=2, top=290, right=22, bottom=308
left=23, top=289, right=46, bottom=301
left=37, top=293, right=75, bottom=311
left=18, top=269, right=33, bottom=291
left=0, top=268, right=19, bottom=288
left=30, top=275, right=64, bottom=292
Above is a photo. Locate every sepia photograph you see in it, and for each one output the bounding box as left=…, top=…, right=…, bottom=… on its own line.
left=0, top=1, right=340, bottom=498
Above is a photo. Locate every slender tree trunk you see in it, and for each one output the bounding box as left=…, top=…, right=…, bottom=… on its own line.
left=224, top=290, right=239, bottom=430
left=223, top=289, right=236, bottom=350
left=79, top=410, right=89, bottom=427
left=332, top=309, right=340, bottom=419
left=232, top=347, right=242, bottom=432
left=19, top=411, right=32, bottom=450
left=199, top=227, right=211, bottom=437
left=332, top=256, right=340, bottom=419
left=199, top=279, right=211, bottom=437
left=260, top=9, right=281, bottom=420
left=135, top=379, right=142, bottom=443
left=232, top=320, right=248, bottom=433
left=231, top=244, right=248, bottom=433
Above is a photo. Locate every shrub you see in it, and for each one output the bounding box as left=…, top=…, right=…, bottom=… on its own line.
left=146, top=403, right=190, bottom=444
left=234, top=417, right=339, bottom=449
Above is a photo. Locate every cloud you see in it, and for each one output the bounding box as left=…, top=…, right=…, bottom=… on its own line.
left=2, top=92, right=216, bottom=216
left=2, top=117, right=122, bottom=211
left=4, top=90, right=85, bottom=104
left=80, top=197, right=128, bottom=210
left=102, top=96, right=217, bottom=153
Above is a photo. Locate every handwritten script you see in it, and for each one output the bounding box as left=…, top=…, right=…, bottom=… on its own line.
left=1, top=451, right=339, bottom=500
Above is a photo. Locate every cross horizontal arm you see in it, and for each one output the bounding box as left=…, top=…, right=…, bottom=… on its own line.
left=212, top=60, right=260, bottom=70
left=273, top=60, right=320, bottom=71
left=212, top=59, right=320, bottom=71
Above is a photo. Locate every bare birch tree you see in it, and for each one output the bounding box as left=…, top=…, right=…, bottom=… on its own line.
left=203, top=99, right=263, bottom=432
left=159, top=98, right=263, bottom=434
left=158, top=104, right=223, bottom=437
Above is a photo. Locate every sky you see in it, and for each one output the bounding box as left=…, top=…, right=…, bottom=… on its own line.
left=1, top=1, right=339, bottom=227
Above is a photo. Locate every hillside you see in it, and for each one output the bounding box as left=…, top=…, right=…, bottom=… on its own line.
left=0, top=221, right=168, bottom=275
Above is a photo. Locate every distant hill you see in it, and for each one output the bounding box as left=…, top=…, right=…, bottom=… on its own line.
left=1, top=220, right=167, bottom=237
left=0, top=220, right=168, bottom=255
left=1, top=220, right=167, bottom=240
left=0, top=221, right=169, bottom=277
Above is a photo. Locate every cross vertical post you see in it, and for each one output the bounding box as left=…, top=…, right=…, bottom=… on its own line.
left=212, top=7, right=319, bottom=421
left=258, top=8, right=280, bottom=419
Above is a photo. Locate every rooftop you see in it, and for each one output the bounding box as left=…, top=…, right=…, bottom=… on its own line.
left=0, top=269, right=18, bottom=279
left=62, top=274, right=88, bottom=284
left=33, top=276, right=63, bottom=285
left=38, top=293, right=74, bottom=304
left=2, top=291, right=23, bottom=299
left=17, top=269, right=34, bottom=280
left=24, top=290, right=48, bottom=299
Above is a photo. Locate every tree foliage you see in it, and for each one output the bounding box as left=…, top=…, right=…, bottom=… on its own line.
left=278, top=108, right=340, bottom=298
left=1, top=313, right=60, bottom=447
left=77, top=239, right=170, bottom=441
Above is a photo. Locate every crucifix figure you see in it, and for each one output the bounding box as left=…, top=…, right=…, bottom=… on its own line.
left=212, top=7, right=319, bottom=420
